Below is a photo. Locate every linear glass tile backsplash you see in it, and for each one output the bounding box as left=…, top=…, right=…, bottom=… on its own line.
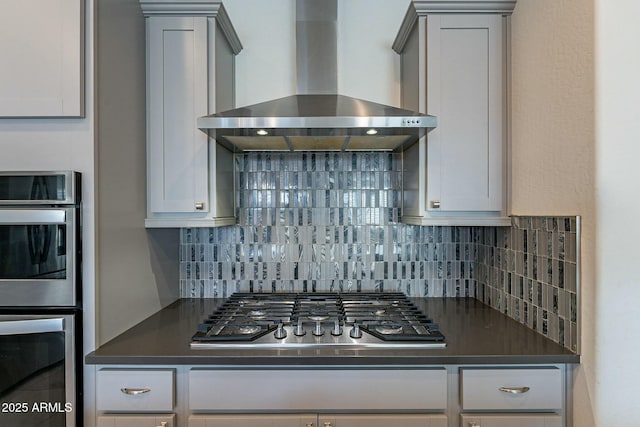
left=180, top=152, right=478, bottom=299
left=474, top=216, right=580, bottom=352
left=179, top=152, right=579, bottom=352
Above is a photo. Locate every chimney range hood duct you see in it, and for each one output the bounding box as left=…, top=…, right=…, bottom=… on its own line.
left=197, top=0, right=436, bottom=152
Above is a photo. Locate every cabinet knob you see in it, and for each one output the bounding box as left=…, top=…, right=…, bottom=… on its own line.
left=305, top=424, right=314, bottom=427
left=430, top=200, right=441, bottom=209
left=157, top=422, right=168, bottom=427
left=323, top=423, right=333, bottom=427
left=195, top=201, right=205, bottom=210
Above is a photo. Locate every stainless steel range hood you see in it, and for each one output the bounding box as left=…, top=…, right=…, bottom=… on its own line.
left=198, top=94, right=435, bottom=152
left=197, top=0, right=436, bottom=152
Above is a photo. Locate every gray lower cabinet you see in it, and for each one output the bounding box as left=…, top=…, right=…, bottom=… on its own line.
left=459, top=367, right=566, bottom=427
left=460, top=368, right=563, bottom=411
left=96, top=368, right=177, bottom=427
left=96, top=369, right=175, bottom=413
left=320, top=414, right=448, bottom=427
left=189, top=414, right=448, bottom=427
left=97, top=414, right=176, bottom=427
left=188, top=369, right=447, bottom=411
left=188, top=414, right=317, bottom=427
left=187, top=369, right=449, bottom=427
left=460, top=415, right=562, bottom=427
left=93, top=365, right=569, bottom=427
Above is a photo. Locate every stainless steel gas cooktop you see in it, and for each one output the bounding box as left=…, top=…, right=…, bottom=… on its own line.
left=191, top=292, right=446, bottom=349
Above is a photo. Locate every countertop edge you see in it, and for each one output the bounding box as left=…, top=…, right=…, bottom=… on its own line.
left=85, top=352, right=580, bottom=366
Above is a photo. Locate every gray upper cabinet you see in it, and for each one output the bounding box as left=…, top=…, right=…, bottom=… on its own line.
left=394, top=1, right=516, bottom=226
left=140, top=0, right=242, bottom=228
left=0, top=0, right=84, bottom=117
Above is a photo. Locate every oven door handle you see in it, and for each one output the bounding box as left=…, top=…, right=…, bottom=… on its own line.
left=0, top=318, right=64, bottom=335
left=0, top=209, right=67, bottom=225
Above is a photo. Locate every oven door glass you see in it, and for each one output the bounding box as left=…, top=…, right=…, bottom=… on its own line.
left=0, top=315, right=76, bottom=427
left=0, top=208, right=77, bottom=307
left=0, top=172, right=77, bottom=204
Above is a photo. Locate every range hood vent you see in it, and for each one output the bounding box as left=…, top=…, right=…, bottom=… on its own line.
left=197, top=0, right=436, bottom=152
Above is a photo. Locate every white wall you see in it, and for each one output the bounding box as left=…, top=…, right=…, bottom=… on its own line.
left=224, top=0, right=296, bottom=106
left=337, top=0, right=406, bottom=106
left=224, top=0, right=406, bottom=107
left=594, top=0, right=640, bottom=424
left=511, top=0, right=640, bottom=423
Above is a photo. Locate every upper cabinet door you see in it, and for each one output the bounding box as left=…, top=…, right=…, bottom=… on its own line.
left=426, top=14, right=504, bottom=212
left=147, top=16, right=210, bottom=215
left=0, top=0, right=84, bottom=117
left=394, top=3, right=514, bottom=226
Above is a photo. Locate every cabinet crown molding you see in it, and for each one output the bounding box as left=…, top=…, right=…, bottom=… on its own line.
left=140, top=0, right=242, bottom=53
left=393, top=0, right=516, bottom=53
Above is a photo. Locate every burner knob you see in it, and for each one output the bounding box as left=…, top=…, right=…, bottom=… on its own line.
left=294, top=318, right=306, bottom=336
left=313, top=321, right=324, bottom=337
left=349, top=321, right=362, bottom=339
left=274, top=322, right=287, bottom=339
left=331, top=319, right=343, bottom=336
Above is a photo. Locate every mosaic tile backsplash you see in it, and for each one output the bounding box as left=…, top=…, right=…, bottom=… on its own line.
left=475, top=217, right=579, bottom=352
left=179, top=152, right=579, bottom=351
left=181, top=152, right=478, bottom=298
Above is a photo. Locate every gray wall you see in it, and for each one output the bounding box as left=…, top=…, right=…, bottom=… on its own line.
left=96, top=0, right=178, bottom=345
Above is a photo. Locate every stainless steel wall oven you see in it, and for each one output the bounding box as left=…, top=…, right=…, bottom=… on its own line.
left=0, top=171, right=82, bottom=427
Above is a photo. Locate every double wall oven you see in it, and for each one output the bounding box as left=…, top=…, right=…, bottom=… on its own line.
left=0, top=171, right=82, bottom=427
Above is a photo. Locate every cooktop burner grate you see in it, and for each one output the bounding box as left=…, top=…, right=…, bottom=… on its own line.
left=191, top=292, right=446, bottom=348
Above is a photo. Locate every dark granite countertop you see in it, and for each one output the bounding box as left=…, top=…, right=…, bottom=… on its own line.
left=86, top=298, right=579, bottom=365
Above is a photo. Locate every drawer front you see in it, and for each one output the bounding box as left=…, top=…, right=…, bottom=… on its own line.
left=97, top=369, right=175, bottom=412
left=97, top=414, right=176, bottom=427
left=189, top=369, right=447, bottom=411
left=323, top=414, right=449, bottom=427
left=188, top=414, right=317, bottom=427
left=460, top=368, right=562, bottom=411
left=461, top=414, right=563, bottom=427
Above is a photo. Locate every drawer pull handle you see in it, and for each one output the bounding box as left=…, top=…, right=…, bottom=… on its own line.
left=499, top=386, right=530, bottom=394
left=120, top=387, right=151, bottom=395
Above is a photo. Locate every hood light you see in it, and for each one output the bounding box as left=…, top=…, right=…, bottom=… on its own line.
left=256, top=129, right=269, bottom=136
left=366, top=128, right=378, bottom=135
